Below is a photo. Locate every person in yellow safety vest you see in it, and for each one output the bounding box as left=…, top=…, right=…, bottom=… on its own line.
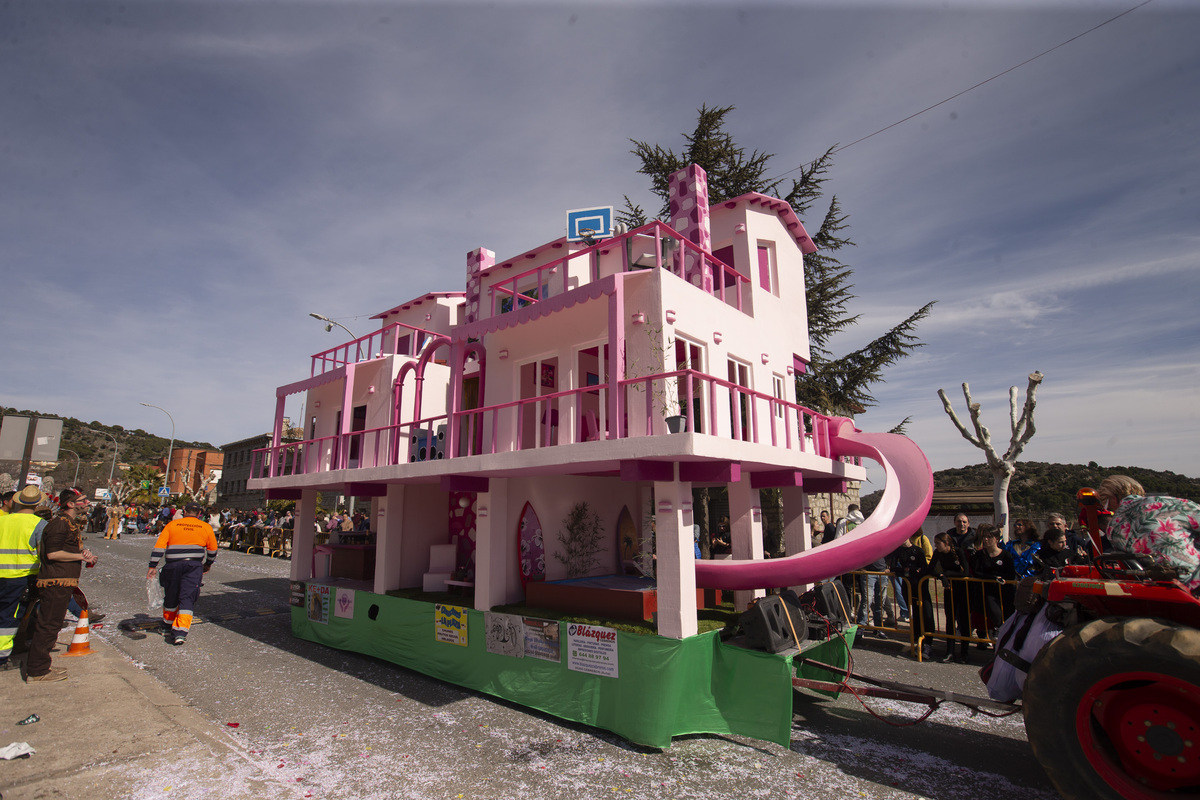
left=146, top=502, right=217, bottom=646
left=0, top=486, right=49, bottom=671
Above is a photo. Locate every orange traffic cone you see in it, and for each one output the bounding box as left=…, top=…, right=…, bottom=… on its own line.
left=61, top=608, right=95, bottom=657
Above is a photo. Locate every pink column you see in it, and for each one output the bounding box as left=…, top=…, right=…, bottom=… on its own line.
left=668, top=164, right=713, bottom=292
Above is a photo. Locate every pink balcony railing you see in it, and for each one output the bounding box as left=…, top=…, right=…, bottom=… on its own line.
left=253, top=368, right=849, bottom=478
left=486, top=221, right=750, bottom=318
left=310, top=321, right=439, bottom=377
left=617, top=368, right=832, bottom=455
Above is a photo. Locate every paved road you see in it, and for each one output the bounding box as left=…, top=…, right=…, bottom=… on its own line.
left=77, top=534, right=1061, bottom=800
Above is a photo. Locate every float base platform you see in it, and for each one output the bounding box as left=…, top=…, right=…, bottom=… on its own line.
left=291, top=582, right=854, bottom=748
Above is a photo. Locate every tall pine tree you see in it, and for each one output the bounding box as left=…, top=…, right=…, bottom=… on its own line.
left=622, top=104, right=934, bottom=425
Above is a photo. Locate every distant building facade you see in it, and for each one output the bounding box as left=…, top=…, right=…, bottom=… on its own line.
left=219, top=430, right=300, bottom=510
left=154, top=448, right=223, bottom=501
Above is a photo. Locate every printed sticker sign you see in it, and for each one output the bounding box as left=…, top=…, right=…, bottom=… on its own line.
left=334, top=588, right=355, bottom=619
left=435, top=604, right=468, bottom=646
left=306, top=584, right=331, bottom=624
left=484, top=612, right=524, bottom=658
left=566, top=623, right=618, bottom=678
left=522, top=617, right=561, bottom=663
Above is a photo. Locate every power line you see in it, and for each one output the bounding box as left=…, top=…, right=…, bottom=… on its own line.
left=769, top=0, right=1155, bottom=182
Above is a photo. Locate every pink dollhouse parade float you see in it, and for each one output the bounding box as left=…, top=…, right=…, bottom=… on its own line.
left=251, top=164, right=933, bottom=747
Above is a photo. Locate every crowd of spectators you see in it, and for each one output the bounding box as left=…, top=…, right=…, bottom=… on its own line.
left=803, top=502, right=1112, bottom=662
left=77, top=501, right=378, bottom=551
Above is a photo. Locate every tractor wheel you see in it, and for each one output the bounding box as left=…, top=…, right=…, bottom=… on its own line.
left=1024, top=617, right=1200, bottom=800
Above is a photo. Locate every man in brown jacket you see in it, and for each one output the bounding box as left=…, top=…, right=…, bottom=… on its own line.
left=25, top=487, right=96, bottom=682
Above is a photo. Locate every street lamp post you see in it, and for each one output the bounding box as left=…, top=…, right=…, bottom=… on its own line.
left=99, top=431, right=119, bottom=497
left=139, top=403, right=175, bottom=497
left=309, top=312, right=362, bottom=360
left=61, top=448, right=80, bottom=487
left=308, top=312, right=357, bottom=340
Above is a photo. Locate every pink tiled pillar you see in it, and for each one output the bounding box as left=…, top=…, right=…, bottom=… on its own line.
left=669, top=164, right=713, bottom=292
left=465, top=248, right=495, bottom=324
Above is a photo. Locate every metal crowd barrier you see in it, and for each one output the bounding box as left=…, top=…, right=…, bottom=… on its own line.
left=216, top=524, right=292, bottom=559
left=843, top=570, right=1014, bottom=662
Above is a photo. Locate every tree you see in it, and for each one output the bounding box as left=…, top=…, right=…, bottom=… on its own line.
left=623, top=105, right=934, bottom=419
left=111, top=464, right=167, bottom=506
left=938, top=371, right=1044, bottom=537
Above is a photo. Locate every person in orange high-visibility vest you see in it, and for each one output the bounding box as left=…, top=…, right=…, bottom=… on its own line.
left=146, top=502, right=217, bottom=646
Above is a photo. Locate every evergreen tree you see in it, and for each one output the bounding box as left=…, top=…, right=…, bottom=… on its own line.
left=623, top=104, right=934, bottom=419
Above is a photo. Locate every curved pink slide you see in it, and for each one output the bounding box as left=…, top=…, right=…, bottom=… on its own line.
left=695, top=417, right=934, bottom=590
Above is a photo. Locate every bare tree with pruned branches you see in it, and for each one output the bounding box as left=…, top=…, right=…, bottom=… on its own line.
left=938, top=372, right=1044, bottom=538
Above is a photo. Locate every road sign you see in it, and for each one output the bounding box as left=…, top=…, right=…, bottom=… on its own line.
left=158, top=487, right=170, bottom=497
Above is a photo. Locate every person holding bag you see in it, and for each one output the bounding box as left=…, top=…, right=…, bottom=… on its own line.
left=146, top=502, right=217, bottom=646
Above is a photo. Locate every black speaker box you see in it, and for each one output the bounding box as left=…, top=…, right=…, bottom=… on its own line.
left=739, top=595, right=807, bottom=653
left=812, top=580, right=852, bottom=625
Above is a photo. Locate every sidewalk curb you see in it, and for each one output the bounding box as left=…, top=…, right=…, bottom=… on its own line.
left=0, top=624, right=290, bottom=800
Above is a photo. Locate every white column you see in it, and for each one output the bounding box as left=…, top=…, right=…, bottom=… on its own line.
left=474, top=478, right=510, bottom=610
left=781, top=486, right=811, bottom=594
left=374, top=484, right=405, bottom=594
left=653, top=473, right=697, bottom=640
left=729, top=478, right=765, bottom=611
left=291, top=488, right=318, bottom=581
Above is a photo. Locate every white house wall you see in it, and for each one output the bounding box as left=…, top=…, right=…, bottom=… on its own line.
left=480, top=295, right=611, bottom=449
left=397, top=486, right=451, bottom=588
left=503, top=474, right=642, bottom=585
left=709, top=203, right=811, bottom=365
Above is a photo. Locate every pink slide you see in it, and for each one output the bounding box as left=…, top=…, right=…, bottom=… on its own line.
left=695, top=417, right=934, bottom=590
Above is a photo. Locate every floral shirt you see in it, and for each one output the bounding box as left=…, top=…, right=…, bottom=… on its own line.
left=1108, top=495, right=1200, bottom=592
left=1004, top=540, right=1042, bottom=578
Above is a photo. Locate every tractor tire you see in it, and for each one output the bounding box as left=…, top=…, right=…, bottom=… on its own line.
left=1024, top=617, right=1200, bottom=800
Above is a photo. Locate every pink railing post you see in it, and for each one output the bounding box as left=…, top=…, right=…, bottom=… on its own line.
left=684, top=371, right=695, bottom=433
left=750, top=393, right=760, bottom=444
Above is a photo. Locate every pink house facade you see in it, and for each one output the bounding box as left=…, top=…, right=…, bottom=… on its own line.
left=249, top=165, right=886, bottom=639
left=249, top=165, right=935, bottom=746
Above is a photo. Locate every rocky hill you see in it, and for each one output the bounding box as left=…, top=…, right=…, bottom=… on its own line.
left=862, top=461, right=1199, bottom=518
left=0, top=406, right=216, bottom=492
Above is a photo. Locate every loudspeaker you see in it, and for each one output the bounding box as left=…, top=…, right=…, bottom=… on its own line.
left=739, top=595, right=807, bottom=653
left=812, top=580, right=852, bottom=625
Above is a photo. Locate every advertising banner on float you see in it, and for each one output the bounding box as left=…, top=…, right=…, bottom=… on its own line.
left=484, top=612, right=524, bottom=658
left=306, top=584, right=331, bottom=624
left=434, top=604, right=468, bottom=646
left=522, top=617, right=561, bottom=663
left=566, top=623, right=618, bottom=678
left=334, top=588, right=355, bottom=619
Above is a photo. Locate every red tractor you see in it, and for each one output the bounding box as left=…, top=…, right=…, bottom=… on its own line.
left=1022, top=551, right=1200, bottom=799
left=1019, top=488, right=1200, bottom=798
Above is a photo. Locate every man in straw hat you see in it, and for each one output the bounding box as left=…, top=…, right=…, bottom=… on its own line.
left=0, top=486, right=48, bottom=672
left=26, top=486, right=96, bottom=682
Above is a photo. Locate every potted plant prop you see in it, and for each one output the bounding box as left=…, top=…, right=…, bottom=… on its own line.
left=554, top=502, right=604, bottom=578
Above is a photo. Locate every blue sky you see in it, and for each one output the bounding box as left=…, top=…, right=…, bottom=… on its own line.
left=2, top=0, right=1197, bottom=484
